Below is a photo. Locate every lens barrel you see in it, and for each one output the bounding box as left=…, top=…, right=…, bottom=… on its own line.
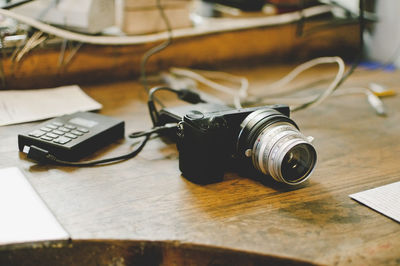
left=237, top=109, right=316, bottom=185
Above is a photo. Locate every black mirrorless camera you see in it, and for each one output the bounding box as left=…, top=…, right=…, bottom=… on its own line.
left=158, top=103, right=317, bottom=185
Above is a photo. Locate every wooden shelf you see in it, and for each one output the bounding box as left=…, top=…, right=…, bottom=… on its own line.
left=1, top=20, right=359, bottom=90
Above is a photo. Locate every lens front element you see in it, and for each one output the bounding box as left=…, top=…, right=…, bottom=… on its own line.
left=238, top=109, right=317, bottom=185
left=253, top=122, right=316, bottom=185
left=280, top=143, right=316, bottom=184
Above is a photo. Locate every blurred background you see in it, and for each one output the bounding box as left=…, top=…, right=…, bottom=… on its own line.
left=0, top=0, right=396, bottom=90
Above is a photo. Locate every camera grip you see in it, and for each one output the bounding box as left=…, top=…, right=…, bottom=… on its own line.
left=177, top=123, right=228, bottom=184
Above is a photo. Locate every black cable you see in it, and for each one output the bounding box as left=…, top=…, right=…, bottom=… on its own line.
left=296, top=0, right=374, bottom=38
left=295, top=0, right=306, bottom=37
left=25, top=135, right=150, bottom=167
left=49, top=136, right=149, bottom=166
left=148, top=86, right=206, bottom=106
left=140, top=0, right=173, bottom=92
left=23, top=122, right=183, bottom=167
left=292, top=0, right=365, bottom=112
left=148, top=86, right=178, bottom=125
left=148, top=86, right=179, bottom=102
left=1, top=0, right=35, bottom=9
left=147, top=86, right=206, bottom=126
left=129, top=123, right=177, bottom=138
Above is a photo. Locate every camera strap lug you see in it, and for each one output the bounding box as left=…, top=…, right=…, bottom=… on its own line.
left=177, top=121, right=185, bottom=138
left=245, top=149, right=252, bottom=157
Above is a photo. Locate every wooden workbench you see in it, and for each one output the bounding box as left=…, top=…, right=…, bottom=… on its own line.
left=0, top=64, right=399, bottom=265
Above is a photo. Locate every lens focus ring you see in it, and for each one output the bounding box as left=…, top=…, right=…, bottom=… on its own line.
left=252, top=123, right=294, bottom=174
left=237, top=109, right=316, bottom=185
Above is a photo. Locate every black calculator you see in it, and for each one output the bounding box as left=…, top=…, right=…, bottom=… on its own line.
left=18, top=112, right=125, bottom=161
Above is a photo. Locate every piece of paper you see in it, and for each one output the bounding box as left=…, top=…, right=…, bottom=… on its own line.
left=0, top=167, right=70, bottom=245
left=0, top=85, right=102, bottom=126
left=350, top=181, right=400, bottom=223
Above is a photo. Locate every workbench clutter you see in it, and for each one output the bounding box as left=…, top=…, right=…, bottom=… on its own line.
left=122, top=0, right=192, bottom=34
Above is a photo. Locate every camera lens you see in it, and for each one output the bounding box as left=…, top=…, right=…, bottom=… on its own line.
left=279, top=143, right=316, bottom=184
left=237, top=109, right=316, bottom=185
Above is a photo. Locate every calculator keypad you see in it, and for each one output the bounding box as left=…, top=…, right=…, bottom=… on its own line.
left=54, top=136, right=72, bottom=144
left=40, top=136, right=53, bottom=141
left=53, top=130, right=65, bottom=135
left=47, top=124, right=58, bottom=129
left=65, top=125, right=76, bottom=130
left=46, top=133, right=59, bottom=138
left=70, top=130, right=83, bottom=136
left=58, top=127, right=70, bottom=132
left=29, top=130, right=46, bottom=138
left=77, top=127, right=89, bottom=133
left=28, top=123, right=89, bottom=145
left=65, top=133, right=78, bottom=139
left=40, top=127, right=52, bottom=132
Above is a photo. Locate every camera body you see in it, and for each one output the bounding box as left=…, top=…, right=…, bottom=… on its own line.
left=159, top=103, right=300, bottom=184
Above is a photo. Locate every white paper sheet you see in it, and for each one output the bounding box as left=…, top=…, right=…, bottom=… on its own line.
left=350, top=181, right=400, bottom=223
left=0, top=85, right=102, bottom=126
left=0, top=167, right=70, bottom=245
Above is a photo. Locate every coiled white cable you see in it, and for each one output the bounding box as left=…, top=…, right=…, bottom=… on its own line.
left=170, top=67, right=249, bottom=108
left=0, top=5, right=334, bottom=45
left=240, top=56, right=345, bottom=111
left=171, top=57, right=345, bottom=110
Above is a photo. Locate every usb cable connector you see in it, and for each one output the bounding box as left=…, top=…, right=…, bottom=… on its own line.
left=23, top=145, right=54, bottom=163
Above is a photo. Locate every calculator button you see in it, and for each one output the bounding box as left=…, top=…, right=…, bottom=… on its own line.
left=29, top=130, right=46, bottom=138
left=41, top=136, right=53, bottom=141
left=71, top=130, right=83, bottom=136
left=65, top=133, right=78, bottom=139
left=77, top=127, right=89, bottom=133
left=52, top=122, right=64, bottom=126
left=40, top=127, right=52, bottom=132
left=54, top=136, right=71, bottom=144
left=58, top=127, right=71, bottom=132
left=53, top=130, right=65, bottom=135
left=65, top=124, right=76, bottom=130
left=47, top=124, right=58, bottom=129
left=46, top=133, right=58, bottom=138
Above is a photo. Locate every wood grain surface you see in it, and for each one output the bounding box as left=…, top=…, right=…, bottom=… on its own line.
left=0, top=21, right=359, bottom=90
left=0, top=64, right=399, bottom=265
